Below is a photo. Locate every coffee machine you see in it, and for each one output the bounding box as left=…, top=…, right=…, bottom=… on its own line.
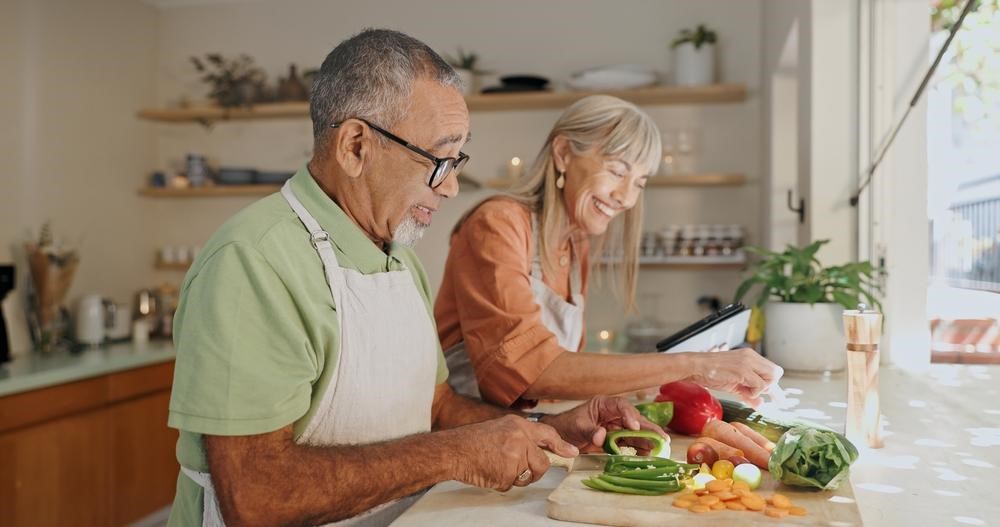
left=1, top=265, right=14, bottom=363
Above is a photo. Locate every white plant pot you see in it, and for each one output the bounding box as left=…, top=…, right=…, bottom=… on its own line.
left=673, top=42, right=715, bottom=86
left=454, top=68, right=478, bottom=96
left=764, top=302, right=845, bottom=373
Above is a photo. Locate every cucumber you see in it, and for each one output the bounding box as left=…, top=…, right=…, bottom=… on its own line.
left=719, top=399, right=836, bottom=443
left=719, top=399, right=793, bottom=443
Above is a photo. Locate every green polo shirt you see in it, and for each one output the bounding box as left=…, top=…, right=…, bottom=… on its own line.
left=166, top=166, right=449, bottom=526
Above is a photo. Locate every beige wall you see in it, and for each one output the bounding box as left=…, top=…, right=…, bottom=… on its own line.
left=149, top=0, right=765, bottom=335
left=0, top=0, right=158, bottom=353
left=1, top=0, right=767, bottom=350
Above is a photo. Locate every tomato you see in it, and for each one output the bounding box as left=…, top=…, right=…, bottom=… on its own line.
left=711, top=459, right=736, bottom=480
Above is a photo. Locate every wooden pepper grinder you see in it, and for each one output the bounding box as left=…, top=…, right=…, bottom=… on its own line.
left=843, top=303, right=884, bottom=448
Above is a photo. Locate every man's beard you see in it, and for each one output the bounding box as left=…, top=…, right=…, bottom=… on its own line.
left=391, top=213, right=427, bottom=247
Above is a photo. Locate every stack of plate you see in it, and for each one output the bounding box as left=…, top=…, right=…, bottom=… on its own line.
left=567, top=65, right=658, bottom=91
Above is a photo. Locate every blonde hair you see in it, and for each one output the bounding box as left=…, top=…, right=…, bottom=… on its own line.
left=507, top=95, right=662, bottom=311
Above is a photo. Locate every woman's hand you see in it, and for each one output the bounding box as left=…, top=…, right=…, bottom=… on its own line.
left=683, top=348, right=783, bottom=407
left=542, top=395, right=668, bottom=453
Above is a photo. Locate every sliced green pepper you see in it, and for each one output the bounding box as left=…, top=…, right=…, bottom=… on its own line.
left=597, top=474, right=684, bottom=492
left=635, top=401, right=674, bottom=427
left=610, top=466, right=687, bottom=480
left=605, top=458, right=681, bottom=473
left=582, top=476, right=668, bottom=496
left=603, top=429, right=669, bottom=457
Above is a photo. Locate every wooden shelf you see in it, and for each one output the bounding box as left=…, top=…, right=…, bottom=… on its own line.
left=154, top=260, right=191, bottom=271
left=137, top=102, right=308, bottom=123
left=646, top=173, right=747, bottom=187
left=600, top=261, right=745, bottom=270
left=137, top=84, right=748, bottom=123
left=600, top=253, right=747, bottom=270
left=637, top=262, right=745, bottom=270
left=465, top=84, right=747, bottom=112
left=138, top=185, right=280, bottom=198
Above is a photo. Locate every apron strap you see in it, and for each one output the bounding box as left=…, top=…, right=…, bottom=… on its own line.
left=281, top=181, right=343, bottom=287
left=181, top=466, right=226, bottom=527
left=529, top=213, right=582, bottom=297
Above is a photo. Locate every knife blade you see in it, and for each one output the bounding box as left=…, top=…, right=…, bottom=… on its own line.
left=544, top=452, right=613, bottom=472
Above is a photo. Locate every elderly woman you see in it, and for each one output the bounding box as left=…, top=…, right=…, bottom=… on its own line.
left=435, top=95, right=782, bottom=409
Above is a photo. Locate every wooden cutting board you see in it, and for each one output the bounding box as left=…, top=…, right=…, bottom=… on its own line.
left=547, top=438, right=863, bottom=526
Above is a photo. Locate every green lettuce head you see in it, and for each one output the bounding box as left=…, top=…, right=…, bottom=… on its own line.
left=768, top=426, right=859, bottom=490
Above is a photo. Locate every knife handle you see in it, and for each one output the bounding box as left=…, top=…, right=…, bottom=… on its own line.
left=545, top=450, right=573, bottom=469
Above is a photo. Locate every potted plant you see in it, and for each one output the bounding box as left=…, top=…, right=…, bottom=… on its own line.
left=444, top=48, right=489, bottom=96
left=734, top=240, right=883, bottom=373
left=670, top=24, right=717, bottom=86
left=191, top=53, right=267, bottom=108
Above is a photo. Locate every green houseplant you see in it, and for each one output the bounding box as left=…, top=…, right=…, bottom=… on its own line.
left=670, top=24, right=718, bottom=86
left=735, top=240, right=882, bottom=311
left=444, top=48, right=490, bottom=95
left=734, top=240, right=883, bottom=373
left=191, top=53, right=267, bottom=108
left=670, top=24, right=718, bottom=50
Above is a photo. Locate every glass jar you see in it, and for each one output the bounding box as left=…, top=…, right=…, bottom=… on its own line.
left=185, top=154, right=210, bottom=187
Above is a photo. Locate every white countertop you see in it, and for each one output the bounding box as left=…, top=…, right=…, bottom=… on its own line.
left=392, top=364, right=1000, bottom=526
left=0, top=341, right=176, bottom=397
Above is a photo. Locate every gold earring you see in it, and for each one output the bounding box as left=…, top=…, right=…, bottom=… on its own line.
left=556, top=171, right=565, bottom=189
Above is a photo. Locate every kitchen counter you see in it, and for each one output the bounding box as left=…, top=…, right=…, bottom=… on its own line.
left=0, top=341, right=175, bottom=397
left=392, top=364, right=1000, bottom=526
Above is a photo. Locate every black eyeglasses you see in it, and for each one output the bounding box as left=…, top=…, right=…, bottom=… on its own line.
left=331, top=119, right=469, bottom=189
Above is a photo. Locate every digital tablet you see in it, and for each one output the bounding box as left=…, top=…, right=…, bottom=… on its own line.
left=655, top=303, right=751, bottom=353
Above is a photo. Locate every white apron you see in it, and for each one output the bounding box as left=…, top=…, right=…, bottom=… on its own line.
left=446, top=213, right=585, bottom=400
left=182, top=181, right=439, bottom=527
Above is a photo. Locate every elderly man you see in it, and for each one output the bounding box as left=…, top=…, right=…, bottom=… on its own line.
left=166, top=29, right=664, bottom=527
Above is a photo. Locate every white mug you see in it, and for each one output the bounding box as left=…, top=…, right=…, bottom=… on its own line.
left=76, top=294, right=106, bottom=345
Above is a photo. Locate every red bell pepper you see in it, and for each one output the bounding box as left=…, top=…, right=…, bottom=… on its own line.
left=654, top=381, right=722, bottom=436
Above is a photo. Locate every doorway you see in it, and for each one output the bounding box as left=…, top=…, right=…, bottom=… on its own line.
left=926, top=0, right=1000, bottom=363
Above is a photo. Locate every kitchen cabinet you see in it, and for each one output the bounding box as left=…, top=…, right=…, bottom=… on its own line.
left=0, top=361, right=178, bottom=527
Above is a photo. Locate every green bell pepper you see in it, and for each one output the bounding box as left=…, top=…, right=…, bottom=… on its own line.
left=603, top=429, right=669, bottom=458
left=611, top=465, right=697, bottom=480
left=582, top=476, right=669, bottom=496
left=596, top=474, right=684, bottom=492
left=634, top=401, right=674, bottom=427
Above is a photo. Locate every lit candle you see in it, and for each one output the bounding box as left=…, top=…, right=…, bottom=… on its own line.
left=506, top=156, right=523, bottom=181
left=597, top=329, right=614, bottom=354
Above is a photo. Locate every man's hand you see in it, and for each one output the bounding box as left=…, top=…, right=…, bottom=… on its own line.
left=448, top=415, right=578, bottom=491
left=685, top=348, right=784, bottom=407
left=542, top=395, right=668, bottom=453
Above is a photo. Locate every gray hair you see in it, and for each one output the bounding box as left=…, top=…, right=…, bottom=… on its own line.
left=309, top=28, right=463, bottom=156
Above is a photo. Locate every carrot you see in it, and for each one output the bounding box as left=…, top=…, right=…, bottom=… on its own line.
left=695, top=437, right=744, bottom=461
left=731, top=422, right=776, bottom=452
left=701, top=420, right=771, bottom=470
left=687, top=441, right=720, bottom=465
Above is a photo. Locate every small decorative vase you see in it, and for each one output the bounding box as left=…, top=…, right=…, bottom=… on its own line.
left=764, top=302, right=846, bottom=373
left=454, top=68, right=478, bottom=96
left=673, top=42, right=716, bottom=86
left=278, top=63, right=309, bottom=102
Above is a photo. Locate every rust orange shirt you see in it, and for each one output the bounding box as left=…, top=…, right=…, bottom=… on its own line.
left=434, top=197, right=589, bottom=407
